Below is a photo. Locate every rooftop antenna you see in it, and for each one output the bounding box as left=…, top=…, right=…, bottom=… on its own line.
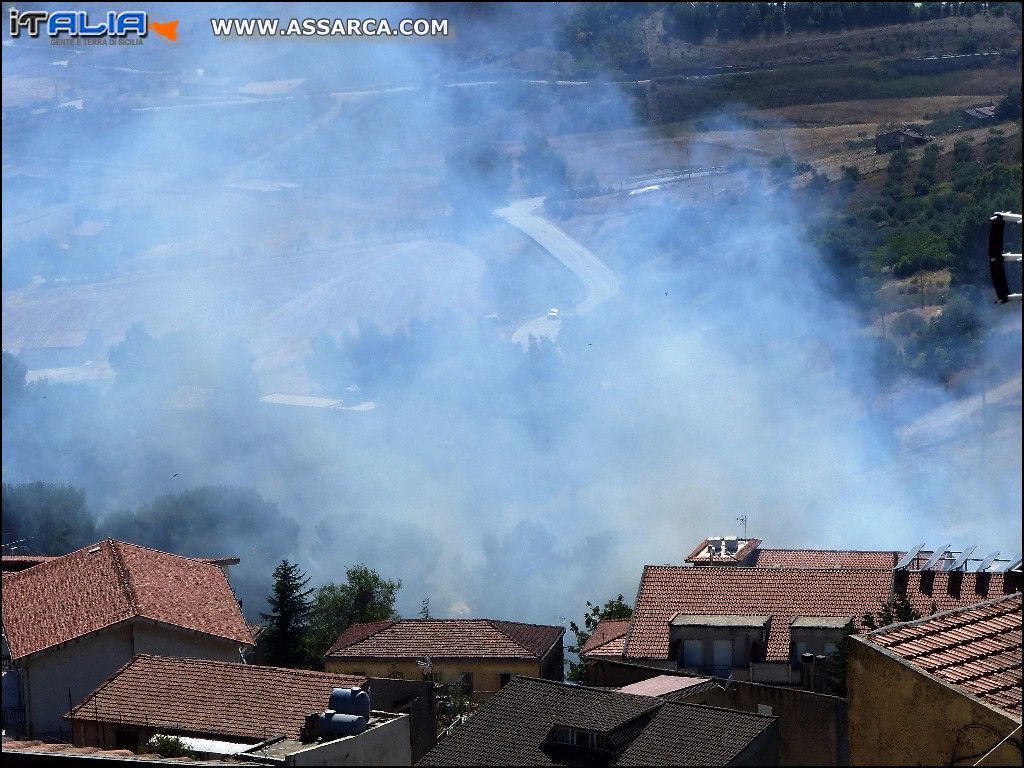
left=736, top=516, right=748, bottom=539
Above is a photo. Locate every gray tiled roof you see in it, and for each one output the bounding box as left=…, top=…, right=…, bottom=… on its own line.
left=616, top=701, right=775, bottom=766
left=418, top=677, right=774, bottom=766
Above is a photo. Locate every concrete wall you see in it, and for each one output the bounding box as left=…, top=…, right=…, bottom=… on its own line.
left=365, top=678, right=435, bottom=762
left=326, top=658, right=542, bottom=694
left=669, top=624, right=766, bottom=670
left=732, top=719, right=781, bottom=766
left=285, top=713, right=410, bottom=766
left=26, top=620, right=241, bottom=739
left=131, top=622, right=241, bottom=662
left=691, top=682, right=848, bottom=766
left=24, top=623, right=133, bottom=738
left=847, top=637, right=1021, bottom=766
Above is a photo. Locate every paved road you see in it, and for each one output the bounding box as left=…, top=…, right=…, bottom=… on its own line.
left=495, top=197, right=619, bottom=346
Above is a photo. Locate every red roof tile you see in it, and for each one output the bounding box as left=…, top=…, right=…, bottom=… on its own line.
left=2, top=540, right=253, bottom=659
left=898, top=571, right=1009, bottom=616
left=626, top=566, right=895, bottom=661
left=67, top=655, right=366, bottom=741
left=752, top=549, right=901, bottom=569
left=865, top=593, right=1022, bottom=716
left=581, top=619, right=631, bottom=658
left=326, top=619, right=563, bottom=660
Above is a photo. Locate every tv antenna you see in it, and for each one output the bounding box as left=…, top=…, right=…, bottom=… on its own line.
left=736, top=515, right=748, bottom=538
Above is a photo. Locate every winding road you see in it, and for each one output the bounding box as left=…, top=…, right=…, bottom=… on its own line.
left=496, top=197, right=620, bottom=346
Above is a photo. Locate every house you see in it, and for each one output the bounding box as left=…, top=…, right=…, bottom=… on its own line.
left=875, top=127, right=932, bottom=154
left=418, top=676, right=779, bottom=766
left=684, top=537, right=899, bottom=568
left=66, top=654, right=415, bottom=765
left=624, top=565, right=893, bottom=684
left=1, top=540, right=254, bottom=739
left=580, top=619, right=631, bottom=661
left=324, top=619, right=563, bottom=698
left=964, top=104, right=997, bottom=122
left=847, top=592, right=1022, bottom=766
left=607, top=538, right=1014, bottom=687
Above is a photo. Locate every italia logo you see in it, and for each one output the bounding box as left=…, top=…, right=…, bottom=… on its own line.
left=8, top=9, right=178, bottom=41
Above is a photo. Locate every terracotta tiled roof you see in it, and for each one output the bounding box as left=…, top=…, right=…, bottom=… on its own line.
left=626, top=566, right=895, bottom=661
left=615, top=701, right=775, bottom=766
left=326, top=619, right=563, bottom=660
left=751, top=549, right=901, bottom=569
left=618, top=675, right=710, bottom=698
left=1, top=540, right=253, bottom=659
left=67, top=654, right=367, bottom=741
left=898, top=571, right=1009, bottom=616
left=864, top=593, right=1022, bottom=717
left=419, top=677, right=773, bottom=766
left=581, top=619, right=631, bottom=658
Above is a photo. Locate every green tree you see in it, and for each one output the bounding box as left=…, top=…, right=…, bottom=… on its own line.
left=262, top=560, right=314, bottom=668
left=2, top=482, right=97, bottom=555
left=147, top=736, right=196, bottom=759
left=566, top=594, right=633, bottom=682
left=827, top=590, right=934, bottom=695
left=304, top=565, right=401, bottom=664
left=519, top=133, right=569, bottom=196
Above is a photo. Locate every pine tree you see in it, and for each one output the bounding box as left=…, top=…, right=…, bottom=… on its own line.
left=261, top=560, right=314, bottom=668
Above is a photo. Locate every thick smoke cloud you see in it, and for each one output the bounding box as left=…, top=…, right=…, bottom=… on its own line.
left=2, top=3, right=1020, bottom=622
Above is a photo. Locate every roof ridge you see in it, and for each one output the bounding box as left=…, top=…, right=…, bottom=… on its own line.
left=487, top=619, right=563, bottom=656
left=108, top=541, right=138, bottom=613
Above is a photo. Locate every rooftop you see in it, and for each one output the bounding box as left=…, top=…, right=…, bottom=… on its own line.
left=671, top=615, right=771, bottom=628
left=616, top=700, right=775, bottom=766
left=2, top=540, right=253, bottom=659
left=580, top=619, right=631, bottom=658
left=418, top=677, right=774, bottom=766
left=862, top=592, right=1022, bottom=717
left=627, top=566, right=895, bottom=661
left=1, top=739, right=261, bottom=765
left=326, top=618, right=563, bottom=660
left=752, top=549, right=900, bottom=569
left=618, top=675, right=712, bottom=698
left=67, top=654, right=367, bottom=742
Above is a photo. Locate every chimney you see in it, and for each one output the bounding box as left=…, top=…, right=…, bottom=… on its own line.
left=814, top=654, right=828, bottom=693
left=801, top=653, right=814, bottom=690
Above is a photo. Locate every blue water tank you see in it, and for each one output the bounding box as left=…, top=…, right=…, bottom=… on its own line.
left=319, top=711, right=367, bottom=738
left=328, top=687, right=371, bottom=720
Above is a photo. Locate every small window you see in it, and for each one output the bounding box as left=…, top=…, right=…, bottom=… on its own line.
left=551, top=727, right=571, bottom=744
left=757, top=704, right=774, bottom=716
left=499, top=673, right=512, bottom=688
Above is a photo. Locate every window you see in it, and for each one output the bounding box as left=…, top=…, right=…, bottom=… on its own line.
left=712, top=639, right=733, bottom=670
left=499, top=673, right=512, bottom=688
left=683, top=639, right=703, bottom=667
left=460, top=672, right=474, bottom=696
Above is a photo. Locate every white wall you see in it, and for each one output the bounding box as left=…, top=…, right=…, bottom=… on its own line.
left=24, top=623, right=133, bottom=737
left=286, top=714, right=411, bottom=766
left=22, top=620, right=243, bottom=737
left=132, top=622, right=240, bottom=661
